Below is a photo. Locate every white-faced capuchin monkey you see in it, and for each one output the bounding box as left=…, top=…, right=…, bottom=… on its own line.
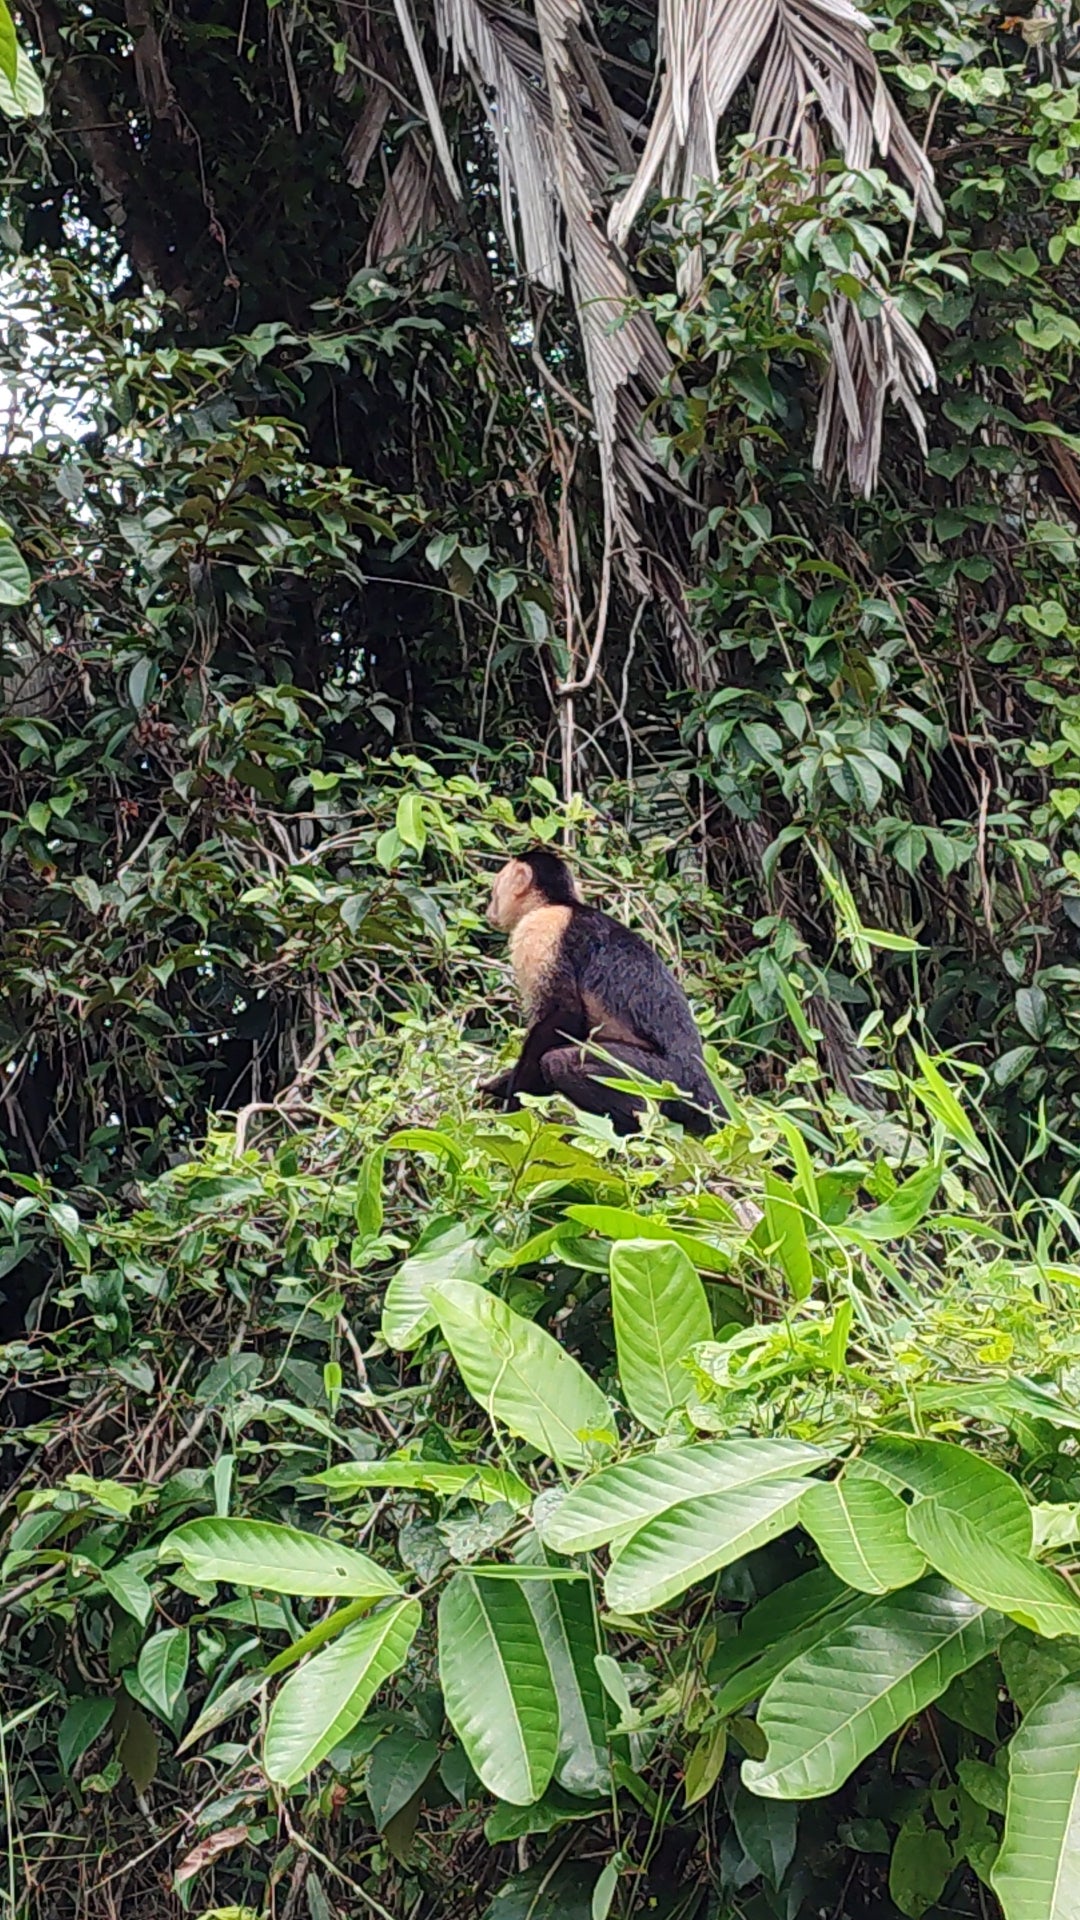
left=480, top=849, right=718, bottom=1137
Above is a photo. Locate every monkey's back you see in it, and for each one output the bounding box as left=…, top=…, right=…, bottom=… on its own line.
left=565, top=906, right=707, bottom=1068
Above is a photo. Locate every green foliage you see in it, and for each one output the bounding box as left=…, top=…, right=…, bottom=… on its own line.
left=8, top=993, right=1080, bottom=1917
left=11, top=0, right=1080, bottom=1912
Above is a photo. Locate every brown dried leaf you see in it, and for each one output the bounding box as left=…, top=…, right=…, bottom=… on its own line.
left=175, top=1824, right=251, bottom=1885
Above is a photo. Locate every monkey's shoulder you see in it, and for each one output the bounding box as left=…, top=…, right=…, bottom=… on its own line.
left=566, top=906, right=677, bottom=979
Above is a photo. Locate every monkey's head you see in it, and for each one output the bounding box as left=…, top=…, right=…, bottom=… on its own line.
left=487, top=849, right=582, bottom=930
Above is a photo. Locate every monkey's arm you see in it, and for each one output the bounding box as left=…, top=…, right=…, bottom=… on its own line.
left=497, top=995, right=587, bottom=1109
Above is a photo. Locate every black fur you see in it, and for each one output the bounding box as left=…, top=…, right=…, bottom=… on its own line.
left=495, top=853, right=718, bottom=1136
left=518, top=847, right=581, bottom=906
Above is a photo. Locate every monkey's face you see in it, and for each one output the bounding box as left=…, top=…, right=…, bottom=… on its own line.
left=487, top=859, right=534, bottom=931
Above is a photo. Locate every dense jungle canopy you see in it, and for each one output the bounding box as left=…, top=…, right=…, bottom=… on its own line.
left=7, top=0, right=1080, bottom=1916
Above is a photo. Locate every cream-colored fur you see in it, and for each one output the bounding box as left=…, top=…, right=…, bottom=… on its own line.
left=508, top=905, right=572, bottom=1018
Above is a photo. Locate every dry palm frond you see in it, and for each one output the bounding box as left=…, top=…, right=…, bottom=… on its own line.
left=533, top=0, right=677, bottom=593
left=437, top=0, right=679, bottom=599
left=609, top=0, right=943, bottom=490
left=611, top=0, right=941, bottom=252
left=391, top=0, right=465, bottom=200
left=435, top=0, right=563, bottom=289
left=815, top=271, right=936, bottom=496
left=345, top=85, right=392, bottom=190
left=367, top=136, right=449, bottom=288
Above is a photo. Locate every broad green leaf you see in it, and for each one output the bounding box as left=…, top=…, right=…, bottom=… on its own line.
left=98, top=1560, right=153, bottom=1625
left=117, top=1701, right=158, bottom=1792
left=992, top=1676, right=1080, bottom=1920
left=801, top=1478, right=927, bottom=1594
left=907, top=1503, right=1080, bottom=1638
left=0, top=535, right=27, bottom=605
left=127, top=655, right=157, bottom=713
left=367, top=1730, right=439, bottom=1830
left=163, top=1518, right=401, bottom=1598
left=177, top=1671, right=266, bottom=1754
left=744, top=1579, right=1004, bottom=1800
left=429, top=1278, right=615, bottom=1469
left=714, top=1589, right=869, bottom=1718
left=846, top=1162, right=943, bottom=1241
left=309, top=1459, right=531, bottom=1509
left=264, top=1598, right=421, bottom=1786
left=592, top=1861, right=618, bottom=1920
left=605, top=1478, right=810, bottom=1615
left=728, top=1778, right=798, bottom=1887
left=761, top=1172, right=813, bottom=1300
left=396, top=791, right=426, bottom=853
left=380, top=1223, right=487, bottom=1350
left=1001, top=1631, right=1080, bottom=1716
left=483, top=1784, right=595, bottom=1843
left=710, top=1565, right=853, bottom=1687
left=541, top=1439, right=828, bottom=1556
left=0, top=44, right=44, bottom=117
left=890, top=1812, right=953, bottom=1918
left=58, top=1696, right=113, bottom=1775
left=438, top=1572, right=559, bottom=1805
left=565, top=1204, right=734, bottom=1273
left=136, top=1627, right=190, bottom=1719
left=609, top=1239, right=711, bottom=1432
left=0, top=3, right=17, bottom=91
left=517, top=1537, right=609, bottom=1796
left=859, top=1437, right=1033, bottom=1553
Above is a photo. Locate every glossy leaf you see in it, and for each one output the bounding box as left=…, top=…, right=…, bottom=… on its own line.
left=604, top=1477, right=810, bottom=1614
left=711, top=1566, right=853, bottom=1686
left=0, top=44, right=43, bottom=118
left=0, top=0, right=17, bottom=86
left=266, top=1599, right=369, bottom=1676
left=890, top=1812, right=953, bottom=1918
left=684, top=1723, right=728, bottom=1806
left=761, top=1171, right=813, bottom=1299
left=380, top=1224, right=488, bottom=1350
left=136, top=1627, right=190, bottom=1719
left=98, top=1560, right=153, bottom=1625
left=846, top=1162, right=943, bottom=1241
left=309, top=1459, right=531, bottom=1509
left=540, top=1438, right=829, bottom=1556
left=517, top=1538, right=609, bottom=1796
left=858, top=1437, right=1033, bottom=1553
left=164, top=1518, right=401, bottom=1598
left=367, top=1731, right=439, bottom=1830
left=564, top=1205, right=734, bottom=1272
left=429, top=1278, right=615, bottom=1468
left=744, top=1579, right=1004, bottom=1799
left=729, top=1778, right=798, bottom=1887
left=907, top=1502, right=1080, bottom=1638
left=992, top=1676, right=1080, bottom=1920
left=714, top=1593, right=869, bottom=1717
left=438, top=1572, right=559, bottom=1805
left=264, top=1598, right=421, bottom=1786
left=58, top=1696, right=113, bottom=1775
left=801, top=1478, right=927, bottom=1594
left=609, top=1238, right=712, bottom=1432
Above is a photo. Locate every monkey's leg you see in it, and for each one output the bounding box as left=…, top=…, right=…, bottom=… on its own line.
left=540, top=1042, right=666, bottom=1136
